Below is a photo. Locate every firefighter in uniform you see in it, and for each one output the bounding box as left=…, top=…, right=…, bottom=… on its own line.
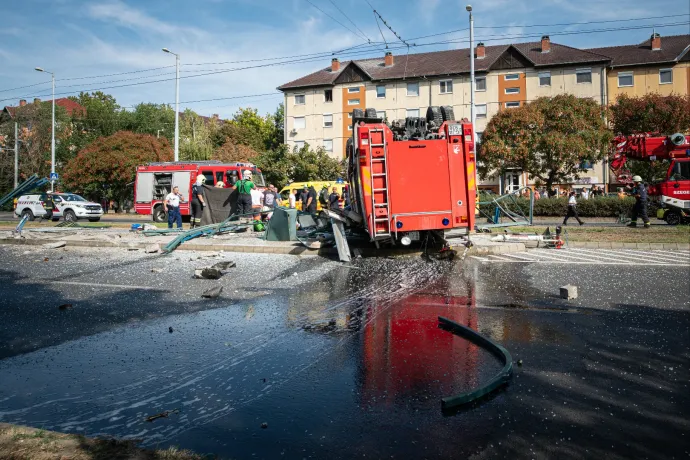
left=233, top=170, right=255, bottom=220
left=628, top=175, right=650, bottom=228
left=41, top=192, right=55, bottom=221
left=190, top=175, right=206, bottom=228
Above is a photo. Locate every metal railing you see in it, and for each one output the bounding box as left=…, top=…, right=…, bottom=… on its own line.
left=476, top=187, right=534, bottom=231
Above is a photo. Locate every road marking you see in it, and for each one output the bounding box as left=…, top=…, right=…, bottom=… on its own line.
left=46, top=281, right=160, bottom=290
left=474, top=249, right=690, bottom=266
left=618, top=249, right=690, bottom=263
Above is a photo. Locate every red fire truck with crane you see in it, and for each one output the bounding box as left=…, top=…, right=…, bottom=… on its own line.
left=611, top=132, right=690, bottom=225
left=133, top=161, right=266, bottom=222
left=345, top=106, right=476, bottom=247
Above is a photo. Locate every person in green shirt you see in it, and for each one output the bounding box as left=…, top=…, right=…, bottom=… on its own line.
left=233, top=170, right=255, bottom=218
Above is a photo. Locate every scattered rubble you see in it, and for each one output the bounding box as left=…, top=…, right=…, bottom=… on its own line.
left=201, top=286, right=223, bottom=299
left=194, top=267, right=223, bottom=279
left=145, top=244, right=160, bottom=254
left=43, top=241, right=66, bottom=249
left=560, top=284, right=578, bottom=300
left=211, top=261, right=235, bottom=270
left=151, top=268, right=164, bottom=273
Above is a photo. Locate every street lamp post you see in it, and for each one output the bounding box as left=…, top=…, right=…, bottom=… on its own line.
left=466, top=5, right=475, bottom=143
left=162, top=48, right=180, bottom=162
left=35, top=67, right=55, bottom=191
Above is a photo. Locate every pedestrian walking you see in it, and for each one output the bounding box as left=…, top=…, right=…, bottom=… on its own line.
left=328, top=186, right=341, bottom=210
left=190, top=175, right=206, bottom=228
left=233, top=170, right=255, bottom=220
left=627, top=175, right=650, bottom=228
left=164, top=185, right=184, bottom=229
left=288, top=189, right=297, bottom=209
left=562, top=191, right=584, bottom=226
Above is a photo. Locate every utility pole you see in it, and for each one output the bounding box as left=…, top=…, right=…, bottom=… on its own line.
left=162, top=48, right=180, bottom=161
left=35, top=67, right=55, bottom=191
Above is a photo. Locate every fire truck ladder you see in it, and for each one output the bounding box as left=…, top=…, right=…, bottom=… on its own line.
left=368, top=128, right=391, bottom=240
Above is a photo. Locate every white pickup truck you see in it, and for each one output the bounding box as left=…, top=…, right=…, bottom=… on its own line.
left=15, top=193, right=103, bottom=222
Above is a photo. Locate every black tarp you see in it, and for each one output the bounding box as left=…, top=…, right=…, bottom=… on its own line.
left=200, top=185, right=237, bottom=225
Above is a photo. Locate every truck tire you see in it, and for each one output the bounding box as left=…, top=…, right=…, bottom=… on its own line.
left=63, top=210, right=77, bottom=222
left=365, top=108, right=378, bottom=118
left=426, top=106, right=442, bottom=126
left=352, top=108, right=364, bottom=119
left=21, top=209, right=34, bottom=221
left=153, top=205, right=167, bottom=222
left=440, top=105, right=455, bottom=122
left=665, top=210, right=681, bottom=226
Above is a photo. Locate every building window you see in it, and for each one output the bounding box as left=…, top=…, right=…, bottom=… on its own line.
left=295, top=94, right=305, bottom=105
left=324, top=89, right=333, bottom=102
left=440, top=79, right=453, bottom=94
left=406, top=108, right=420, bottom=118
left=504, top=73, right=519, bottom=81
left=476, top=104, right=487, bottom=118
left=475, top=77, right=486, bottom=91
left=476, top=132, right=483, bottom=143
left=323, top=139, right=333, bottom=152
left=348, top=87, right=360, bottom=93
left=376, top=85, right=386, bottom=98
left=376, top=111, right=386, bottom=120
left=348, top=125, right=353, bottom=131
left=576, top=69, right=592, bottom=84
left=538, top=72, right=551, bottom=87
left=293, top=117, right=305, bottom=129
left=347, top=98, right=360, bottom=105
left=659, top=69, right=673, bottom=84
left=323, top=114, right=333, bottom=128
left=617, top=71, right=633, bottom=87
left=505, top=102, right=520, bottom=108
left=294, top=141, right=305, bottom=150
left=407, top=82, right=419, bottom=96
left=347, top=113, right=353, bottom=119
left=504, top=87, right=520, bottom=94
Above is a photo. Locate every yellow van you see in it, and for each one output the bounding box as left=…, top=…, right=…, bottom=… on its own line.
left=279, top=181, right=349, bottom=211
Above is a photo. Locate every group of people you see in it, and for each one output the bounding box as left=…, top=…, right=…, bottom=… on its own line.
left=523, top=185, right=606, bottom=201
left=163, top=172, right=351, bottom=230
left=562, top=176, right=650, bottom=227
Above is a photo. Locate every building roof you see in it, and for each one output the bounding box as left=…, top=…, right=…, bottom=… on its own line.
left=587, top=34, right=690, bottom=67
left=278, top=40, right=610, bottom=90
left=2, top=98, right=86, bottom=119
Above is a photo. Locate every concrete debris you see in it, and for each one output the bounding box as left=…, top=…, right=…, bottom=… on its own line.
left=211, top=260, right=236, bottom=270
left=194, top=267, right=223, bottom=280
left=145, top=244, right=160, bottom=254
left=143, top=224, right=157, bottom=231
left=201, top=286, right=223, bottom=299
left=43, top=241, right=66, bottom=249
left=560, top=284, right=578, bottom=300
left=151, top=268, right=164, bottom=273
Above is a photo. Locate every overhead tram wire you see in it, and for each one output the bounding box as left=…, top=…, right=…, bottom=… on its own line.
left=2, top=20, right=686, bottom=102
left=304, top=0, right=369, bottom=42
left=327, top=0, right=374, bottom=44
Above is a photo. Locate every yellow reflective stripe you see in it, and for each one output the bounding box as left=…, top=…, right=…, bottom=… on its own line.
left=467, top=162, right=476, bottom=190
left=361, top=168, right=372, bottom=196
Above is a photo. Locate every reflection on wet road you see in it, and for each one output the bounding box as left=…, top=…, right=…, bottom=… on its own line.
left=1, top=249, right=688, bottom=459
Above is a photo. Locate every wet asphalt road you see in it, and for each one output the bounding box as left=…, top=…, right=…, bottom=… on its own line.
left=0, top=245, right=688, bottom=460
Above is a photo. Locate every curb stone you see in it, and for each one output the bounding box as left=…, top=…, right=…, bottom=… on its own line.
left=567, top=241, right=690, bottom=250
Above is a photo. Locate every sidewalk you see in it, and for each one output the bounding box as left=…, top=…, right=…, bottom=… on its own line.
left=0, top=227, right=526, bottom=257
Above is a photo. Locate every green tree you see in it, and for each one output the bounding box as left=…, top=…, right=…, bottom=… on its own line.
left=609, top=93, right=690, bottom=135
left=62, top=131, right=172, bottom=203
left=253, top=143, right=344, bottom=188
left=68, top=91, right=124, bottom=155
left=121, top=103, right=175, bottom=143
left=179, top=109, right=213, bottom=160
left=480, top=95, right=612, bottom=190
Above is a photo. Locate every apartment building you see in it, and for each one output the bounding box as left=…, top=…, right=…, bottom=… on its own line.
left=278, top=33, right=689, bottom=192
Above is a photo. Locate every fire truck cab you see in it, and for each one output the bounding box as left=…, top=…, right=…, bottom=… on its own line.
left=347, top=108, right=476, bottom=246
left=134, top=161, right=265, bottom=221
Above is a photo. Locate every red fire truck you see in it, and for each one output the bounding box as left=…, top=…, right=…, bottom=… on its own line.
left=611, top=132, right=690, bottom=225
left=134, top=161, right=266, bottom=221
left=346, top=107, right=477, bottom=245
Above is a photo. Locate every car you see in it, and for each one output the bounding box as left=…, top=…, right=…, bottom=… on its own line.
left=14, top=193, right=103, bottom=222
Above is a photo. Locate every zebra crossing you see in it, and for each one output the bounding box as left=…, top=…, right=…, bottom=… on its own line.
left=472, top=248, right=690, bottom=266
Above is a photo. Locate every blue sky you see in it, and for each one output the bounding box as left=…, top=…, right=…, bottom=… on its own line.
left=0, top=0, right=688, bottom=119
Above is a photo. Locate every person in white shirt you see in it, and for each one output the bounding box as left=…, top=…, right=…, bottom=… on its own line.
left=581, top=188, right=589, bottom=200
left=250, top=188, right=264, bottom=221
left=164, top=186, right=184, bottom=229
left=563, top=191, right=584, bottom=226
left=288, top=189, right=297, bottom=209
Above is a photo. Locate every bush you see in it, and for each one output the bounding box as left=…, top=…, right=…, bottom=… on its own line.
left=478, top=194, right=656, bottom=218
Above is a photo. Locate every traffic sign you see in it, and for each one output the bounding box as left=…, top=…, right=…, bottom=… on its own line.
left=50, top=172, right=59, bottom=181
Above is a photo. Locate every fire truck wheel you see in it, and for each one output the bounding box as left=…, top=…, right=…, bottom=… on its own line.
left=665, top=210, right=681, bottom=226
left=21, top=209, right=35, bottom=221
left=153, top=205, right=167, bottom=222
left=63, top=210, right=77, bottom=222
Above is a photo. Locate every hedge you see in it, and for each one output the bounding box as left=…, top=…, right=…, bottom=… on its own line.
left=478, top=194, right=659, bottom=218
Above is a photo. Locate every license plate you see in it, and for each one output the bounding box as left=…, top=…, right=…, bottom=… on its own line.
left=448, top=124, right=462, bottom=136
left=407, top=231, right=420, bottom=241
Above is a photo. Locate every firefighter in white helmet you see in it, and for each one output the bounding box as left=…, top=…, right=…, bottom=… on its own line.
left=233, top=170, right=256, bottom=219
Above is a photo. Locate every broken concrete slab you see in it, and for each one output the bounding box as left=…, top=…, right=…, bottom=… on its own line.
left=145, top=244, right=160, bottom=254
left=194, top=267, right=223, bottom=280
left=560, top=284, right=578, bottom=300
left=201, top=286, right=223, bottom=299
left=211, top=261, right=236, bottom=270
left=42, top=241, right=67, bottom=249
